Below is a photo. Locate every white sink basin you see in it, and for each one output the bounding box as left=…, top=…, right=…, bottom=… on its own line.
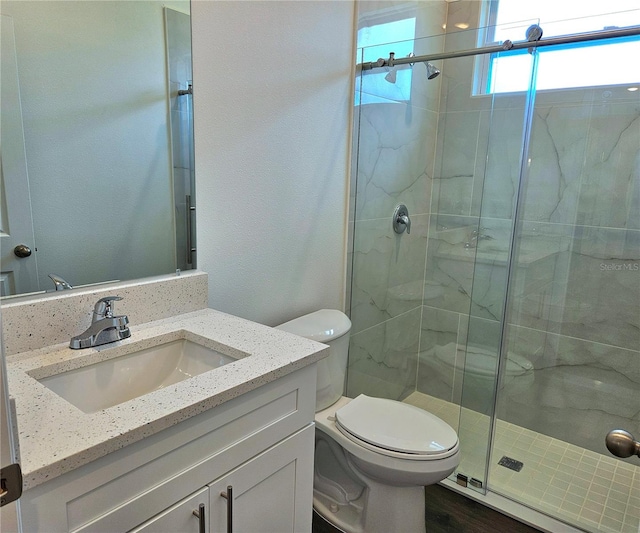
left=38, top=339, right=237, bottom=413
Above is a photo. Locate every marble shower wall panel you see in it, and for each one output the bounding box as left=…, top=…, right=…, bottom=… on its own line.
left=423, top=214, right=479, bottom=315
left=471, top=106, right=529, bottom=219
left=577, top=100, right=640, bottom=229
left=423, top=215, right=524, bottom=322
left=498, top=325, right=640, bottom=459
left=556, top=226, right=640, bottom=351
left=348, top=0, right=446, bottom=401
left=469, top=73, right=637, bottom=455
left=432, top=94, right=531, bottom=222
left=410, top=31, right=446, bottom=115
left=346, top=307, right=421, bottom=401
left=438, top=53, right=484, bottom=115
left=508, top=225, right=639, bottom=351
left=437, top=2, right=488, bottom=115
left=355, top=102, right=437, bottom=221
left=431, top=110, right=481, bottom=216
left=466, top=255, right=509, bottom=322
left=416, top=306, right=462, bottom=406
left=350, top=214, right=429, bottom=334
left=521, top=105, right=590, bottom=224
left=464, top=314, right=504, bottom=355
left=414, top=0, right=448, bottom=60
left=507, top=222, right=573, bottom=335
left=417, top=307, right=506, bottom=416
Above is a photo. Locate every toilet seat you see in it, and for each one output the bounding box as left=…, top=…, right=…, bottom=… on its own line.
left=334, top=395, right=458, bottom=460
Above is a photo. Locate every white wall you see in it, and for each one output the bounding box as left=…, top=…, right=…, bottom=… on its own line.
left=191, top=0, right=355, bottom=326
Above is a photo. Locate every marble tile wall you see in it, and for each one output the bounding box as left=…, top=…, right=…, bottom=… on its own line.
left=495, top=88, right=640, bottom=456
left=422, top=74, right=640, bottom=458
left=498, top=324, right=640, bottom=462
left=350, top=214, right=430, bottom=334
left=347, top=307, right=421, bottom=401
left=410, top=0, right=639, bottom=459
left=346, top=0, right=448, bottom=400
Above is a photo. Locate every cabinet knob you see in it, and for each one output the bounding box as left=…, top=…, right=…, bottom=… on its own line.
left=192, top=503, right=205, bottom=533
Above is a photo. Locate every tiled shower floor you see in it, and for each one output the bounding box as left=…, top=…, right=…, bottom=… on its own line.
left=404, top=392, right=640, bottom=533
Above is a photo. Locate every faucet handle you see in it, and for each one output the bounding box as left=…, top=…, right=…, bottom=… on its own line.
left=93, top=296, right=123, bottom=321
left=392, top=204, right=412, bottom=235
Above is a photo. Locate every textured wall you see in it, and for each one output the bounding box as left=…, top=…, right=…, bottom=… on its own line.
left=192, top=1, right=354, bottom=326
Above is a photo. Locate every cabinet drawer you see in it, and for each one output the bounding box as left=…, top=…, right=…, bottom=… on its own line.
left=129, top=488, right=208, bottom=533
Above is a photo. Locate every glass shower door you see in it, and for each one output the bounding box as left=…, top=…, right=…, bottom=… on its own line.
left=347, top=22, right=539, bottom=493
left=429, top=27, right=539, bottom=491
left=482, top=37, right=640, bottom=533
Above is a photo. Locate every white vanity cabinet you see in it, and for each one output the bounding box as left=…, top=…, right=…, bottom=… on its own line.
left=18, top=365, right=317, bottom=533
left=208, top=426, right=313, bottom=533
left=130, top=427, right=314, bottom=533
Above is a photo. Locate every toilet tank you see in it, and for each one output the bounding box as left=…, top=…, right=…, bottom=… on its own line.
left=276, top=309, right=351, bottom=412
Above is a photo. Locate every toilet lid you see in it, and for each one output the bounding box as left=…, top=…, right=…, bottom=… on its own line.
left=335, top=395, right=458, bottom=455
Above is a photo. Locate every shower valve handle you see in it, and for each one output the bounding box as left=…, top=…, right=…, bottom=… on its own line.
left=393, top=204, right=411, bottom=235
left=398, top=215, right=411, bottom=234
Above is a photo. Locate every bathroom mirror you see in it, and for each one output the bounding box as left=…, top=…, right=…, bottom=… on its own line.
left=0, top=0, right=195, bottom=298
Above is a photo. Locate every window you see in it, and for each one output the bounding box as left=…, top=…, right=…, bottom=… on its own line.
left=479, top=1, right=640, bottom=93
left=356, top=16, right=416, bottom=104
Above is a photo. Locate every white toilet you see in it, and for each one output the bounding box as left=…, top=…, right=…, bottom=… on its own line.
left=277, top=310, right=460, bottom=533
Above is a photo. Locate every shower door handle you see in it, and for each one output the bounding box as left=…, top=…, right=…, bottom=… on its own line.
left=605, top=429, right=640, bottom=459
left=393, top=204, right=411, bottom=234
left=186, top=194, right=196, bottom=265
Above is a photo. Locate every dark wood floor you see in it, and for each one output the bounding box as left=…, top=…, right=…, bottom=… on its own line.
left=423, top=484, right=541, bottom=533
left=312, top=484, right=542, bottom=533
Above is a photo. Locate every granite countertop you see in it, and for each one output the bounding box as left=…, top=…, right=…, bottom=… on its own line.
left=6, top=308, right=329, bottom=490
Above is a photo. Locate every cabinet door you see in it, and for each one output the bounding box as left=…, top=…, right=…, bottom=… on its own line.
left=209, top=425, right=314, bottom=533
left=129, top=487, right=209, bottom=533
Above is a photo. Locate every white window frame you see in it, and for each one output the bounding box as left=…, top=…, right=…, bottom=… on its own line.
left=476, top=2, right=640, bottom=94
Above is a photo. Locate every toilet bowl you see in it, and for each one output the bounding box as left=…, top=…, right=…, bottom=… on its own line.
left=277, top=310, right=460, bottom=533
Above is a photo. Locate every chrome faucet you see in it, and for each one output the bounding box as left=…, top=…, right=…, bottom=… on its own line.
left=48, top=273, right=73, bottom=291
left=69, top=296, right=131, bottom=349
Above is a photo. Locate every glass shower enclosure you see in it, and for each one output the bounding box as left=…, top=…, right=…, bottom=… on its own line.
left=347, top=18, right=639, bottom=533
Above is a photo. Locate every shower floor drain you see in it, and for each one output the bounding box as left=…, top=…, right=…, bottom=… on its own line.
left=498, top=456, right=524, bottom=472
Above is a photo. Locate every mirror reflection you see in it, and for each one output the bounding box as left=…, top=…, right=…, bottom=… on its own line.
left=0, top=0, right=195, bottom=298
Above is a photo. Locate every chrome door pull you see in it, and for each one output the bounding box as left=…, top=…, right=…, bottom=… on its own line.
left=220, top=485, right=233, bottom=533
left=192, top=503, right=205, bottom=533
left=605, top=429, right=640, bottom=458
left=186, top=195, right=196, bottom=265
